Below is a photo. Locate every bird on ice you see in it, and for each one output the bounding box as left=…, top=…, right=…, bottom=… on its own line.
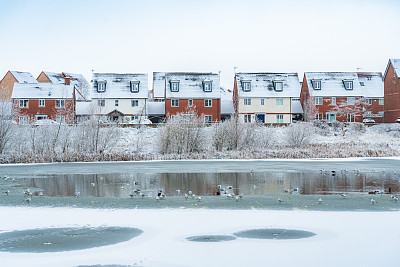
left=3, top=190, right=10, bottom=196
left=371, top=199, right=377, bottom=204
left=184, top=193, right=188, bottom=200
left=235, top=196, right=239, bottom=202
left=278, top=198, right=283, bottom=204
left=340, top=193, right=346, bottom=198
left=25, top=197, right=31, bottom=204
left=176, top=189, right=181, bottom=195
left=393, top=196, right=399, bottom=202
left=90, top=183, right=95, bottom=187
left=155, top=196, right=160, bottom=201
left=75, top=192, right=80, bottom=197
left=197, top=196, right=202, bottom=202
left=318, top=198, right=322, bottom=204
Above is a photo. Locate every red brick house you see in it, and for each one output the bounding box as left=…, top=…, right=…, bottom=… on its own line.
left=11, top=81, right=78, bottom=125
left=384, top=59, right=400, bottom=123
left=0, top=71, right=38, bottom=101
left=300, top=72, right=383, bottom=123
left=154, top=72, right=221, bottom=123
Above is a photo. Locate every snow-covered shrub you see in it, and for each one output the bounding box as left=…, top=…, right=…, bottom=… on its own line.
left=285, top=122, right=314, bottom=147
left=159, top=114, right=205, bottom=154
left=349, top=123, right=366, bottom=133
left=312, top=119, right=330, bottom=136
left=370, top=124, right=400, bottom=137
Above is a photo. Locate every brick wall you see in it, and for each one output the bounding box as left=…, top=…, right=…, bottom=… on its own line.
left=165, top=98, right=221, bottom=122
left=384, top=63, right=400, bottom=123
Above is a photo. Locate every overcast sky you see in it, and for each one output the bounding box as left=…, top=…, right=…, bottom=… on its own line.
left=0, top=0, right=399, bottom=89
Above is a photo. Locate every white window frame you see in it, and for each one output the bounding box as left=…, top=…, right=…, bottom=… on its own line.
left=56, top=116, right=65, bottom=124
left=130, top=81, right=139, bottom=93
left=203, top=81, right=212, bottom=92
left=379, top=99, right=384, bottom=105
left=131, top=100, right=139, bottom=107
left=188, top=99, right=193, bottom=107
left=244, top=114, right=251, bottom=123
left=19, top=99, right=28, bottom=108
left=204, top=115, right=212, bottom=124
left=331, top=97, right=336, bottom=105
left=19, top=116, right=29, bottom=125
left=276, top=98, right=283, bottom=106
left=171, top=81, right=179, bottom=92
left=35, top=114, right=48, bottom=121
left=276, top=114, right=284, bottom=123
left=261, top=99, right=264, bottom=105
left=313, top=80, right=321, bottom=90
left=344, top=80, right=353, bottom=90
left=39, top=99, right=45, bottom=107
left=314, top=113, right=323, bottom=120
left=346, top=113, right=355, bottom=122
left=98, top=99, right=105, bottom=107
left=204, top=99, right=212, bottom=107
left=56, top=99, right=65, bottom=108
left=97, top=82, right=106, bottom=92
left=366, top=98, right=372, bottom=105
left=242, top=81, right=251, bottom=92
left=274, top=81, right=283, bottom=91
left=315, top=97, right=322, bottom=105
left=378, top=111, right=384, bottom=117
left=244, top=99, right=251, bottom=106
left=347, top=97, right=355, bottom=106
left=115, top=100, right=119, bottom=106
left=171, top=99, right=179, bottom=107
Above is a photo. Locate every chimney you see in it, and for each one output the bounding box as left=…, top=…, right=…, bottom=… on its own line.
left=65, top=76, right=70, bottom=85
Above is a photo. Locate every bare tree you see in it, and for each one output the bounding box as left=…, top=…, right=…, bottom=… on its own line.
left=0, top=86, right=15, bottom=154
left=285, top=122, right=314, bottom=147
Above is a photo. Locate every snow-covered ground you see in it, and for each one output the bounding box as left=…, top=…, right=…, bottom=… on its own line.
left=0, top=207, right=399, bottom=267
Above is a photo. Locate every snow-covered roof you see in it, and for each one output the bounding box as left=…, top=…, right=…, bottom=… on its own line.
left=11, top=83, right=75, bottom=99
left=148, top=101, right=165, bottom=115
left=76, top=101, right=92, bottom=116
left=9, top=71, right=38, bottom=84
left=155, top=72, right=221, bottom=99
left=357, top=72, right=383, bottom=98
left=153, top=72, right=166, bottom=99
left=221, top=100, right=234, bottom=115
left=304, top=72, right=364, bottom=97
left=390, top=59, right=400, bottom=77
left=236, top=73, right=300, bottom=98
left=42, top=71, right=91, bottom=101
left=92, top=73, right=148, bottom=99
left=292, top=100, right=304, bottom=114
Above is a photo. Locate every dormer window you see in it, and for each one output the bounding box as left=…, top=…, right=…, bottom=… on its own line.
left=312, top=80, right=321, bottom=90
left=130, top=81, right=140, bottom=93
left=242, top=81, right=251, bottom=92
left=170, top=80, right=179, bottom=92
left=273, top=81, right=283, bottom=91
left=97, top=81, right=106, bottom=93
left=343, top=80, right=353, bottom=90
left=203, top=80, right=212, bottom=92
left=367, top=76, right=372, bottom=80
left=360, top=82, right=365, bottom=86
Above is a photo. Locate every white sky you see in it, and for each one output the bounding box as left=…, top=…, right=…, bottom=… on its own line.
left=0, top=0, right=399, bottom=89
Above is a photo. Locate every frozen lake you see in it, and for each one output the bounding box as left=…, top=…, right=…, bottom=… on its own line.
left=0, top=159, right=399, bottom=266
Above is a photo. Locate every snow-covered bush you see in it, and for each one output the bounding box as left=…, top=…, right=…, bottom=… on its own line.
left=349, top=123, right=366, bottom=133
left=159, top=114, right=205, bottom=154
left=285, top=122, right=314, bottom=147
left=312, top=120, right=330, bottom=136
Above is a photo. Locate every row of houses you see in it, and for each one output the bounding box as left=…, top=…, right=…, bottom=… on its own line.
left=0, top=59, right=399, bottom=125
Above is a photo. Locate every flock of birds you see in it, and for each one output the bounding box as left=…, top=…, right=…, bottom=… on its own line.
left=1, top=173, right=399, bottom=206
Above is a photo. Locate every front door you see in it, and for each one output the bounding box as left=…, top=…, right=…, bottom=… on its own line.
left=326, top=113, right=336, bottom=123
left=256, top=114, right=265, bottom=123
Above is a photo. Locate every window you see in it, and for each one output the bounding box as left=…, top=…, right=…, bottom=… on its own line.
left=326, top=112, right=336, bottom=123
left=274, top=81, right=283, bottom=91
left=97, top=82, right=106, bottom=92
left=315, top=97, right=322, bottom=105
left=314, top=113, right=323, bottom=120
left=379, top=111, right=384, bottom=117
left=312, top=80, right=321, bottom=90
left=347, top=97, right=355, bottom=105
left=244, top=114, right=251, bottom=123
left=276, top=98, right=283, bottom=106
left=344, top=80, right=353, bottom=90
left=39, top=99, right=45, bottom=107
left=19, top=116, right=29, bottom=125
left=188, top=99, right=193, bottom=107
left=56, top=99, right=65, bottom=108
left=130, top=81, right=139, bottom=93
left=170, top=115, right=177, bottom=121
left=131, top=100, right=139, bottom=107
left=276, top=114, right=284, bottom=123
left=244, top=99, right=251, bottom=105
left=331, top=97, right=336, bottom=105
left=170, top=81, right=179, bottom=92
left=204, top=115, right=212, bottom=124
left=365, top=111, right=372, bottom=117
left=360, top=82, right=365, bottom=86
left=204, top=99, right=212, bottom=107
left=367, top=76, right=372, bottom=80
left=366, top=98, right=372, bottom=105
left=346, top=113, right=355, bottom=122
left=242, top=81, right=251, bottom=92
left=19, top=99, right=28, bottom=108
left=203, top=81, right=212, bottom=92
left=379, top=99, right=384, bottom=105
left=131, top=116, right=138, bottom=121
left=171, top=99, right=179, bottom=107
left=115, top=100, right=119, bottom=106
left=35, top=115, right=48, bottom=121
left=56, top=116, right=65, bottom=124
left=98, top=99, right=105, bottom=107
left=261, top=99, right=264, bottom=105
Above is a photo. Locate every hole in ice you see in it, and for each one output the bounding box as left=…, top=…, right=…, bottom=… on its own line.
left=186, top=235, right=236, bottom=242
left=0, top=226, right=142, bottom=253
left=233, top=228, right=315, bottom=240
